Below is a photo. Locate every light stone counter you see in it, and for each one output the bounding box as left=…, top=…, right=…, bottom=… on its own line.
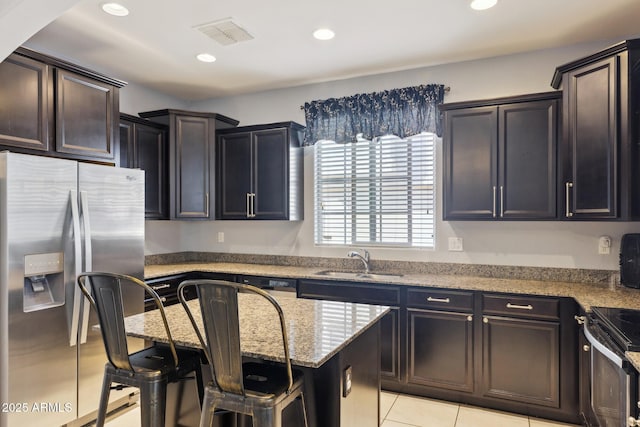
left=627, top=352, right=640, bottom=372
left=124, top=292, right=389, bottom=368
left=145, top=262, right=640, bottom=312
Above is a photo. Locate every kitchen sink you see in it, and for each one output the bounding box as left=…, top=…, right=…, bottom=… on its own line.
left=315, top=270, right=403, bottom=280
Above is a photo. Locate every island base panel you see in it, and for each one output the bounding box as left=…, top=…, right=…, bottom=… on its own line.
left=302, top=322, right=381, bottom=427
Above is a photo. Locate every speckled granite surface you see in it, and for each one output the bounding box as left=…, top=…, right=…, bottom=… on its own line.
left=627, top=352, right=640, bottom=372
left=124, top=293, right=388, bottom=368
left=146, top=252, right=615, bottom=284
left=145, top=261, right=640, bottom=312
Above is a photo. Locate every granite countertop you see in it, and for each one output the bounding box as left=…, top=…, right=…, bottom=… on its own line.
left=627, top=352, right=640, bottom=372
left=124, top=292, right=389, bottom=368
left=145, top=262, right=640, bottom=311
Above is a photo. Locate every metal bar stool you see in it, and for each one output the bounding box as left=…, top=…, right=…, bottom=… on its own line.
left=78, top=272, right=204, bottom=427
left=178, top=279, right=309, bottom=427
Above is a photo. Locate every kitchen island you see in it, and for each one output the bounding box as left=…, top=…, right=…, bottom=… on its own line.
left=124, top=292, right=389, bottom=427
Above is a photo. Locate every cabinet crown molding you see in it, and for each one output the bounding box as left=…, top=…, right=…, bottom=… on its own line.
left=15, top=46, right=127, bottom=88
left=551, top=38, right=640, bottom=89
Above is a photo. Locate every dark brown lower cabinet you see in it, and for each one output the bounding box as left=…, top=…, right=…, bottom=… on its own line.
left=298, top=279, right=579, bottom=424
left=408, top=309, right=474, bottom=393
left=481, top=315, right=559, bottom=406
left=380, top=308, right=400, bottom=382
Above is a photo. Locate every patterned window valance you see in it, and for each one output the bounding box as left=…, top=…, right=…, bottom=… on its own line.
left=301, top=84, right=446, bottom=145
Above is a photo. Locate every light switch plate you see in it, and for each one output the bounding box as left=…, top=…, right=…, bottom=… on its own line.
left=448, top=237, right=463, bottom=251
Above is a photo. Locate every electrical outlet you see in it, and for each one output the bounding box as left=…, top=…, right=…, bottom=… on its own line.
left=217, top=232, right=225, bottom=243
left=598, top=236, right=611, bottom=255
left=448, top=237, right=463, bottom=252
left=342, top=365, right=352, bottom=397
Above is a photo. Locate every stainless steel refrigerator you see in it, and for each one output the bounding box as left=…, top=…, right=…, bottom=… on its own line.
left=0, top=152, right=145, bottom=427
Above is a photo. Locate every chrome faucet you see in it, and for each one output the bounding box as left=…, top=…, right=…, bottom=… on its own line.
left=348, top=249, right=370, bottom=274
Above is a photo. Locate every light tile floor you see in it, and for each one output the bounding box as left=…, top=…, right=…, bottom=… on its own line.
left=380, top=392, right=580, bottom=427
left=104, top=391, right=581, bottom=427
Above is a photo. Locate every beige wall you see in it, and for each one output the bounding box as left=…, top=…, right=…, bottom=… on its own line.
left=0, top=0, right=80, bottom=61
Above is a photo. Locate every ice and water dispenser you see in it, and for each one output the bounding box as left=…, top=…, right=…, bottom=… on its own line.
left=23, top=252, right=65, bottom=312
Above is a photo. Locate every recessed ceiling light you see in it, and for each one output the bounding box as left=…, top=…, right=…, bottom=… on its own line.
left=196, top=53, right=217, bottom=63
left=313, top=28, right=335, bottom=41
left=101, top=2, right=129, bottom=16
left=470, top=0, right=497, bottom=10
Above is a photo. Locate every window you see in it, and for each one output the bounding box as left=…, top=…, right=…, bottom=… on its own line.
left=314, top=132, right=435, bottom=248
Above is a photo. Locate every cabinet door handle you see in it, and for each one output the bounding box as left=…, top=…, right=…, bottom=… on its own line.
left=427, top=297, right=450, bottom=303
left=565, top=182, right=573, bottom=218
left=249, top=193, right=256, bottom=218
left=246, top=192, right=251, bottom=218
left=500, top=185, right=504, bottom=218
left=205, top=193, right=209, bottom=217
left=467, top=315, right=473, bottom=322
left=152, top=283, right=171, bottom=290
left=506, top=303, right=533, bottom=310
left=492, top=186, right=497, bottom=218
left=483, top=317, right=489, bottom=323
left=574, top=315, right=586, bottom=325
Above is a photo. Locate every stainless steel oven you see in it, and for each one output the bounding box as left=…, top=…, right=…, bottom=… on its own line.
left=584, top=307, right=640, bottom=427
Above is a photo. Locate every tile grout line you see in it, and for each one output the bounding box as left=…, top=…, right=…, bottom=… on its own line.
left=382, top=393, right=399, bottom=422
left=453, top=403, right=461, bottom=427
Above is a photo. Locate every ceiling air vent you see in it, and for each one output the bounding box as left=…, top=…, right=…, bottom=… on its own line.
left=194, top=19, right=254, bottom=46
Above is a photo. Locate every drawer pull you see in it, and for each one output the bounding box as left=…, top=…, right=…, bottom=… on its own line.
left=427, top=297, right=450, bottom=303
left=467, top=315, right=473, bottom=322
left=152, top=283, right=171, bottom=290
left=506, top=303, right=533, bottom=310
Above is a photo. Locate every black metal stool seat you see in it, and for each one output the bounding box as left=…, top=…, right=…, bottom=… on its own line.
left=78, top=272, right=204, bottom=427
left=116, top=345, right=201, bottom=377
left=178, top=279, right=309, bottom=427
left=241, top=362, right=305, bottom=396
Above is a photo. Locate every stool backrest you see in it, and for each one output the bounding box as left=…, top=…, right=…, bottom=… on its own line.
left=77, top=272, right=178, bottom=371
left=178, top=279, right=294, bottom=395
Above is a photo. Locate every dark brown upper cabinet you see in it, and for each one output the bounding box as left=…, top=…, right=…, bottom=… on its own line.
left=0, top=52, right=51, bottom=151
left=139, top=109, right=238, bottom=220
left=216, top=122, right=304, bottom=220
left=120, top=114, right=169, bottom=219
left=0, top=47, right=125, bottom=164
left=441, top=92, right=560, bottom=221
left=551, top=39, right=640, bottom=220
left=55, top=69, right=119, bottom=161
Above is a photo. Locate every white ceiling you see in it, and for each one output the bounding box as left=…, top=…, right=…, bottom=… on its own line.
left=23, top=0, right=640, bottom=101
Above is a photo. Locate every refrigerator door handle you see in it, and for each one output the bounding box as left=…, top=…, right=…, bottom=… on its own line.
left=68, top=190, right=82, bottom=347
left=79, top=191, right=93, bottom=344
left=80, top=190, right=93, bottom=273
